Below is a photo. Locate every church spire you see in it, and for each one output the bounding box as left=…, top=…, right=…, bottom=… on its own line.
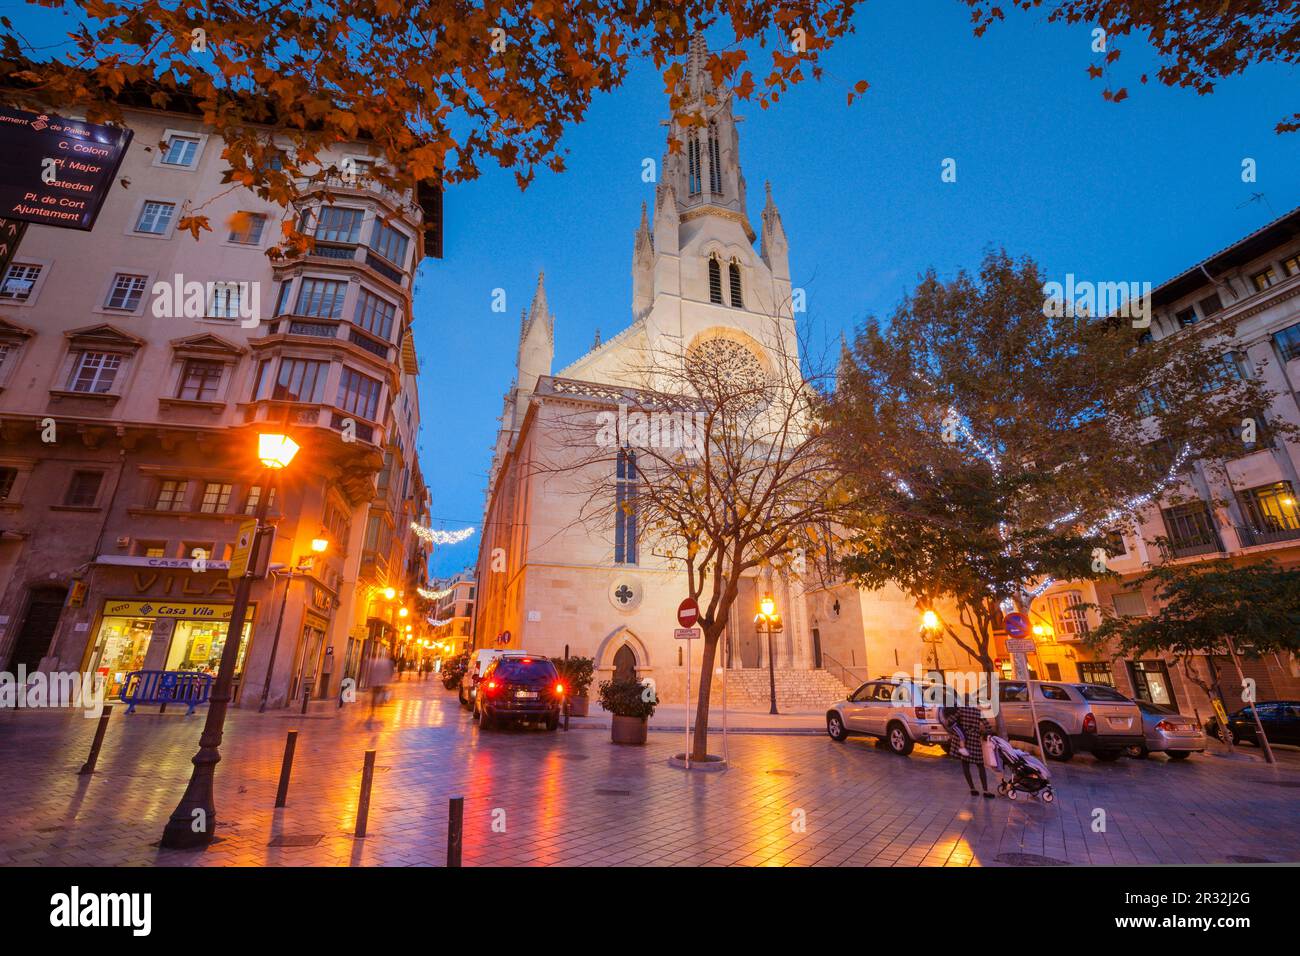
left=761, top=180, right=789, bottom=280
left=516, top=271, right=553, bottom=397
left=663, top=31, right=752, bottom=240
left=685, top=31, right=713, bottom=97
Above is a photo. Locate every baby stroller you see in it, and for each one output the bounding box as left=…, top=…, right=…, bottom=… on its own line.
left=988, top=735, right=1055, bottom=803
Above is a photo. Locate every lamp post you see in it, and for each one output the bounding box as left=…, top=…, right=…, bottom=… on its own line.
left=258, top=534, right=328, bottom=712
left=160, top=432, right=299, bottom=849
left=754, top=592, right=783, bottom=716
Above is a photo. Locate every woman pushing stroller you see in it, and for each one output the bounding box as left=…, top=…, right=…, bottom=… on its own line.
left=940, top=690, right=996, bottom=799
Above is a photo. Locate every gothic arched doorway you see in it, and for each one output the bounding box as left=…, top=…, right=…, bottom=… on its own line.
left=612, top=644, right=638, bottom=683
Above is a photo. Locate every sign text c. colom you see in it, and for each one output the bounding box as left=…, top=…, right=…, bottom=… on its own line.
left=0, top=107, right=133, bottom=231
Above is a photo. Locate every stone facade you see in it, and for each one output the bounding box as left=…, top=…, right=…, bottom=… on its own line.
left=0, top=99, right=435, bottom=708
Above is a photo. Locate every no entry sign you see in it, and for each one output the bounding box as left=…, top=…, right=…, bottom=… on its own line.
left=1003, top=612, right=1030, bottom=639
left=677, top=597, right=699, bottom=629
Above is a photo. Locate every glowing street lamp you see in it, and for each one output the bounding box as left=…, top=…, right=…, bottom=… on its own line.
left=398, top=607, right=410, bottom=618
left=383, top=587, right=397, bottom=601
left=310, top=534, right=329, bottom=554
left=754, top=592, right=784, bottom=715
left=162, top=431, right=298, bottom=849
left=257, top=433, right=300, bottom=470
left=921, top=609, right=940, bottom=632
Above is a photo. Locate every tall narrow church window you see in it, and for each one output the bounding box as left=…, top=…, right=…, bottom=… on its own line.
left=729, top=260, right=744, bottom=308
left=687, top=135, right=702, bottom=196
left=708, top=256, right=723, bottom=304
left=615, top=448, right=638, bottom=564
left=708, top=122, right=722, bottom=196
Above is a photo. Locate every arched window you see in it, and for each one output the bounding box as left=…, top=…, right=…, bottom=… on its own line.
left=615, top=448, right=638, bottom=564
left=687, top=135, right=702, bottom=196
left=707, top=255, right=723, bottom=304
left=708, top=122, right=723, bottom=195
left=729, top=260, right=743, bottom=308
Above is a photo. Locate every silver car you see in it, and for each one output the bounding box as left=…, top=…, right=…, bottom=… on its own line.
left=997, top=680, right=1143, bottom=762
left=1128, top=701, right=1205, bottom=760
left=826, top=678, right=951, bottom=756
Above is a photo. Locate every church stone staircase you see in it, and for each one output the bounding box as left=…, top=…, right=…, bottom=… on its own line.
left=711, top=669, right=851, bottom=712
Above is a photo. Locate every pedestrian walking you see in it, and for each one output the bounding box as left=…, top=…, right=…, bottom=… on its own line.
left=368, top=651, right=395, bottom=717
left=944, top=691, right=996, bottom=798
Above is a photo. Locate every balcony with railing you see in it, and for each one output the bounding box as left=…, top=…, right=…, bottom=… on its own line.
left=297, top=238, right=411, bottom=288
left=237, top=398, right=385, bottom=449
left=270, top=314, right=395, bottom=364
left=1235, top=522, right=1300, bottom=548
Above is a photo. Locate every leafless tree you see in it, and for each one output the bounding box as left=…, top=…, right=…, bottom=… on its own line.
left=532, top=317, right=847, bottom=760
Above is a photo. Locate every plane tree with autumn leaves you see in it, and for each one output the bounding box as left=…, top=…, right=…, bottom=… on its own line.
left=0, top=0, right=867, bottom=253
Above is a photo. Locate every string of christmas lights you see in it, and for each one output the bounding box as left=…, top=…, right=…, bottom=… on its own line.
left=417, top=585, right=455, bottom=601
left=409, top=523, right=476, bottom=545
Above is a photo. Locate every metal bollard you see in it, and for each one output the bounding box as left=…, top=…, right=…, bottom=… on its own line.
left=274, top=730, right=298, bottom=808
left=301, top=684, right=311, bottom=715
left=447, top=795, right=464, bottom=867
left=354, top=750, right=377, bottom=838
left=78, top=705, right=113, bottom=775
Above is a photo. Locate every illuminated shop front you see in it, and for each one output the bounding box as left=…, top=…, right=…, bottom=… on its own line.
left=89, top=600, right=255, bottom=699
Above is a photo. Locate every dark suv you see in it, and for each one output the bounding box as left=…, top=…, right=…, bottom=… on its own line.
left=476, top=656, right=565, bottom=731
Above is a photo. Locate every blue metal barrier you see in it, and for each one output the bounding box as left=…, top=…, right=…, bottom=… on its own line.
left=118, top=670, right=214, bottom=716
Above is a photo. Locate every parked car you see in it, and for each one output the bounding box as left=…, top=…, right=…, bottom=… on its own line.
left=826, top=677, right=951, bottom=755
left=1208, top=700, right=1300, bottom=747
left=997, top=681, right=1143, bottom=762
left=476, top=656, right=564, bottom=731
left=1127, top=701, right=1205, bottom=760
left=460, top=649, right=531, bottom=711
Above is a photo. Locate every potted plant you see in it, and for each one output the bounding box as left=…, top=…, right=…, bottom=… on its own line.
left=598, top=677, right=657, bottom=745
left=550, top=656, right=595, bottom=716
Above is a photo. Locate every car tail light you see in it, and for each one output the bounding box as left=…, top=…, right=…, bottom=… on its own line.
left=1082, top=713, right=1096, bottom=734
left=1156, top=720, right=1176, bottom=732
left=485, top=680, right=499, bottom=694
left=555, top=682, right=565, bottom=695
left=914, top=706, right=926, bottom=720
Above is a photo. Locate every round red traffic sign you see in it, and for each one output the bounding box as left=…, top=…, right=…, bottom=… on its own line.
left=677, top=598, right=699, bottom=629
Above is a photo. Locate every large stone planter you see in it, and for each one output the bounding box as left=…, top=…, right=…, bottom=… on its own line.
left=611, top=714, right=648, bottom=745
left=567, top=695, right=590, bottom=717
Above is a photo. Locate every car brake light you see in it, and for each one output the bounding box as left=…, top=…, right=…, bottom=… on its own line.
left=1082, top=713, right=1096, bottom=734
left=555, top=682, right=565, bottom=695
left=1156, top=720, right=1177, bottom=732
left=485, top=680, right=499, bottom=693
left=914, top=706, right=926, bottom=720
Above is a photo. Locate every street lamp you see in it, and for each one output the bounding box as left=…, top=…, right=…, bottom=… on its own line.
left=754, top=592, right=783, bottom=716
left=382, top=586, right=397, bottom=601
left=920, top=609, right=943, bottom=686
left=161, top=431, right=298, bottom=849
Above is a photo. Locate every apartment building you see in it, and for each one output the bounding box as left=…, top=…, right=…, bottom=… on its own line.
left=430, top=567, right=476, bottom=651
left=0, top=92, right=439, bottom=708
left=1028, top=206, right=1300, bottom=719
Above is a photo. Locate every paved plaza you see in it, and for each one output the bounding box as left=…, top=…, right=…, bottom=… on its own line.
left=1, top=680, right=1297, bottom=867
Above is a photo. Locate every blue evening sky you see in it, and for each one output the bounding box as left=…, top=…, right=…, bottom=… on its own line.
left=8, top=2, right=1299, bottom=578
left=417, top=4, right=1298, bottom=577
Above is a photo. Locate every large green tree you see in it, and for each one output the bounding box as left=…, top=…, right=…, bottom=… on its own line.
left=826, top=249, right=1282, bottom=672
left=1087, top=559, right=1300, bottom=763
